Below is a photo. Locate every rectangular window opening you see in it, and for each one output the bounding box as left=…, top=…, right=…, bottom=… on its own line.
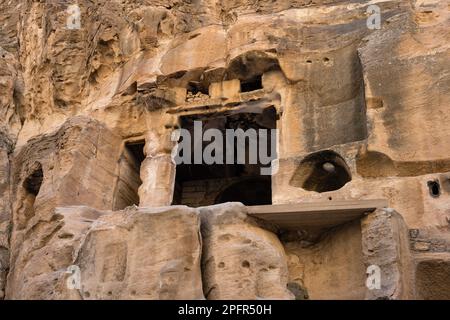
left=240, top=75, right=263, bottom=93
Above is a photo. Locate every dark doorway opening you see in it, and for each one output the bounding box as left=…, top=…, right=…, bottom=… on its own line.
left=113, top=141, right=145, bottom=210
left=173, top=107, right=276, bottom=207
left=126, top=141, right=145, bottom=165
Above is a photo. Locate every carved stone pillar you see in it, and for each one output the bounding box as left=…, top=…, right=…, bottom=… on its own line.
left=139, top=128, right=177, bottom=207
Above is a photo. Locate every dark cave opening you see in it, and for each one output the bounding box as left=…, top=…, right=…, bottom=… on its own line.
left=24, top=164, right=43, bottom=196
left=291, top=150, right=352, bottom=193
left=18, top=163, right=44, bottom=230
left=427, top=180, right=441, bottom=198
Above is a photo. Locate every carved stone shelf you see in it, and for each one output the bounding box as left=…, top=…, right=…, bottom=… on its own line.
left=247, top=199, right=389, bottom=231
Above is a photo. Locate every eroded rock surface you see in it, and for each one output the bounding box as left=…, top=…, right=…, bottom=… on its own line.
left=200, top=203, right=294, bottom=300
left=0, top=0, right=449, bottom=300
left=6, top=207, right=103, bottom=299
left=7, top=206, right=204, bottom=300
left=361, top=209, right=414, bottom=300
left=77, top=206, right=203, bottom=300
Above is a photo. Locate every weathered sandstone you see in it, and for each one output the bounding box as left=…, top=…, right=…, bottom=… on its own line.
left=200, top=203, right=294, bottom=300
left=0, top=0, right=448, bottom=300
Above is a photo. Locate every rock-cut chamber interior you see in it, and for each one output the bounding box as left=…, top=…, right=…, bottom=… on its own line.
left=173, top=107, right=277, bottom=207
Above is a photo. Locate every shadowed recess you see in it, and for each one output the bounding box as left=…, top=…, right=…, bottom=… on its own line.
left=290, top=150, right=352, bottom=193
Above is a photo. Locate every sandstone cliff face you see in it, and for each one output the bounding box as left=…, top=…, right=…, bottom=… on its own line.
left=0, top=0, right=449, bottom=299
left=5, top=203, right=294, bottom=300
left=77, top=206, right=203, bottom=300
left=6, top=205, right=205, bottom=300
